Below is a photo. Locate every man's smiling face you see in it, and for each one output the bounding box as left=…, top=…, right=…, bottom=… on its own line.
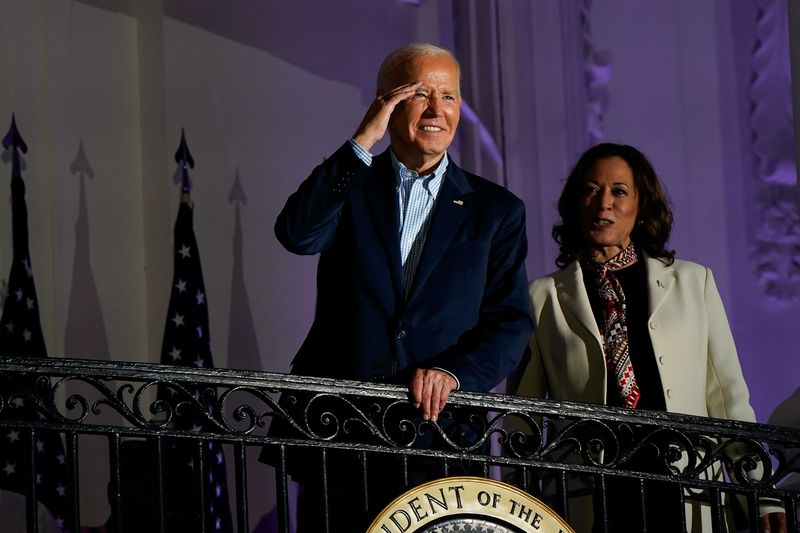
left=386, top=53, right=461, bottom=174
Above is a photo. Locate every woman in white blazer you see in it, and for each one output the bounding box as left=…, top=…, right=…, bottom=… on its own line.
left=514, top=143, right=785, bottom=532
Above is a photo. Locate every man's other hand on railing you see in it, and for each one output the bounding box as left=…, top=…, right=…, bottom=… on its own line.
left=410, top=368, right=457, bottom=422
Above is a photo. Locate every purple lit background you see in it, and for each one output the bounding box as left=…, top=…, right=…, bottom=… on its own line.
left=0, top=0, right=797, bottom=528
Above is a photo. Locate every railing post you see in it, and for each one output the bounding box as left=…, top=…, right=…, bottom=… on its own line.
left=234, top=442, right=249, bottom=533
left=65, top=431, right=80, bottom=533
left=25, top=429, right=39, bottom=533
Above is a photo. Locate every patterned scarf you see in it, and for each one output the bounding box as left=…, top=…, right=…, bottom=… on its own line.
left=585, top=243, right=641, bottom=408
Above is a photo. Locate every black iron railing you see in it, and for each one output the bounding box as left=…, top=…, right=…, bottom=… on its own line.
left=0, top=356, right=798, bottom=532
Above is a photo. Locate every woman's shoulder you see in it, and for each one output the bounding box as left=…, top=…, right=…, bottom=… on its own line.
left=646, top=256, right=717, bottom=291
left=647, top=255, right=710, bottom=275
left=528, top=262, right=579, bottom=293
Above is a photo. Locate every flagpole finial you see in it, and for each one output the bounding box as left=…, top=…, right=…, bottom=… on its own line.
left=174, top=128, right=195, bottom=196
left=2, top=114, right=28, bottom=154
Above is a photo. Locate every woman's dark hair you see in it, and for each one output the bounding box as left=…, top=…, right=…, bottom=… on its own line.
left=553, top=143, right=675, bottom=268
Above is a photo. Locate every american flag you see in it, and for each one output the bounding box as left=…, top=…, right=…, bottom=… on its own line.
left=157, top=134, right=233, bottom=531
left=0, top=116, right=70, bottom=530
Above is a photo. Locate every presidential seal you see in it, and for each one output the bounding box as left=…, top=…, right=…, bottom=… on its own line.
left=366, top=476, right=574, bottom=533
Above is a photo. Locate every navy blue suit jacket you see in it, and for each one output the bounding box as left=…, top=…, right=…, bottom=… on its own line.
left=276, top=142, right=532, bottom=393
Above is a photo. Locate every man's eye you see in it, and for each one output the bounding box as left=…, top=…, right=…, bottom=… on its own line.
left=443, top=95, right=456, bottom=101
left=414, top=92, right=428, bottom=98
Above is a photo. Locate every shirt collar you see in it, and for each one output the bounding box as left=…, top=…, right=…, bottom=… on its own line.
left=390, top=149, right=449, bottom=189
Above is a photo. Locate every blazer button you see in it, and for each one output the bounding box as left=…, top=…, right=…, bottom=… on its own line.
left=658, top=355, right=666, bottom=366
left=665, top=388, right=673, bottom=398
left=396, top=330, right=407, bottom=340
left=649, top=321, right=658, bottom=330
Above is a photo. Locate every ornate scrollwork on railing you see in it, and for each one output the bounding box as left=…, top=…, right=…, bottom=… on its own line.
left=0, top=372, right=65, bottom=423
left=217, top=385, right=280, bottom=435
left=499, top=409, right=800, bottom=490
left=497, top=411, right=546, bottom=460
left=1, top=356, right=800, bottom=496
left=265, top=390, right=495, bottom=451
left=303, top=393, right=396, bottom=443
left=53, top=376, right=136, bottom=425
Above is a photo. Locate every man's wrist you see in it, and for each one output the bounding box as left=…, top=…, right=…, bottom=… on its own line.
left=432, top=367, right=460, bottom=390
left=348, top=138, right=373, bottom=166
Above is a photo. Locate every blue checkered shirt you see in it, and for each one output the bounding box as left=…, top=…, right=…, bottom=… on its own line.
left=348, top=139, right=458, bottom=389
left=348, top=139, right=447, bottom=294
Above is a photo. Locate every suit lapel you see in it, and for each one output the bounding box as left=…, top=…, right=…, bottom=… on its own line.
left=555, top=257, right=674, bottom=343
left=555, top=262, right=603, bottom=345
left=646, top=256, right=675, bottom=319
left=405, top=161, right=472, bottom=301
left=363, top=150, right=403, bottom=295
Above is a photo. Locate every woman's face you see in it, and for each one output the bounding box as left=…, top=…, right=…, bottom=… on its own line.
left=578, top=156, right=639, bottom=262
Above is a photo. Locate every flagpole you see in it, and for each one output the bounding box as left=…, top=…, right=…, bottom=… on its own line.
left=1, top=114, right=72, bottom=532
left=150, top=129, right=233, bottom=532
left=176, top=128, right=194, bottom=206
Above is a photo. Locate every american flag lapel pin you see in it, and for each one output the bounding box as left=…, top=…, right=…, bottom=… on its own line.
left=657, top=279, right=665, bottom=288
left=453, top=199, right=464, bottom=206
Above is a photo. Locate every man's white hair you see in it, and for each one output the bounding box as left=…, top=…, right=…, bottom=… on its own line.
left=376, top=43, right=460, bottom=93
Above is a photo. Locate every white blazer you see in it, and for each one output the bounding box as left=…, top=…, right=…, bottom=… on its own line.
left=517, top=256, right=756, bottom=422
left=514, top=256, right=774, bottom=532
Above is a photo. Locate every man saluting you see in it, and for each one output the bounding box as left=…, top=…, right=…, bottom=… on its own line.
left=270, top=43, right=533, bottom=530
